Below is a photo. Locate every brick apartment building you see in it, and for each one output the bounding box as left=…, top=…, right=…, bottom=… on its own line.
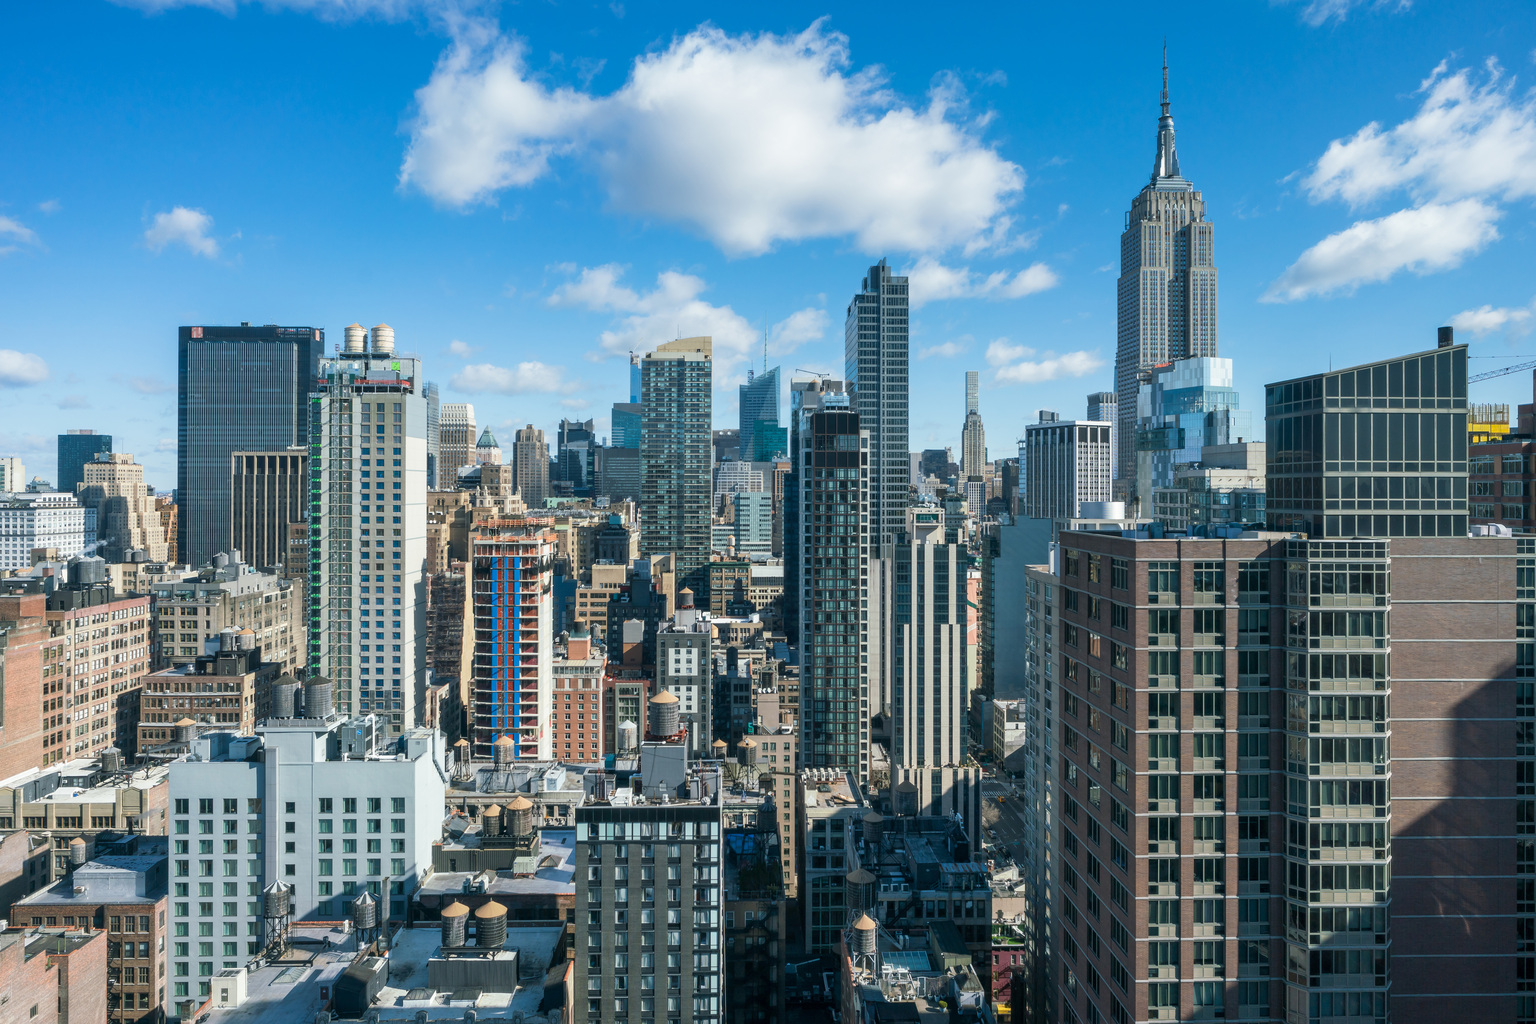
left=0, top=928, right=107, bottom=1024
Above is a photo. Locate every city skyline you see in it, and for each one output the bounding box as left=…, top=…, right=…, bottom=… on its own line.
left=1, top=3, right=1534, bottom=490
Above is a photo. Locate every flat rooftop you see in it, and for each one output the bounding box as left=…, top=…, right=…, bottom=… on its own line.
left=420, top=829, right=576, bottom=898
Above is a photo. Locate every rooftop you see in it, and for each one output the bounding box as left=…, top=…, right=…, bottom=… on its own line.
left=0, top=758, right=171, bottom=801
left=422, top=829, right=577, bottom=897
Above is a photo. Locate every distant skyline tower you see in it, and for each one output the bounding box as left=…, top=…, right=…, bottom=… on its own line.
left=966, top=370, right=979, bottom=416
left=1086, top=391, right=1118, bottom=485
left=641, top=337, right=713, bottom=598
left=437, top=403, right=476, bottom=488
left=739, top=365, right=781, bottom=460
left=56, top=429, right=111, bottom=495
left=512, top=424, right=550, bottom=506
left=961, top=371, right=986, bottom=479
left=1113, top=48, right=1218, bottom=492
left=845, top=259, right=910, bottom=547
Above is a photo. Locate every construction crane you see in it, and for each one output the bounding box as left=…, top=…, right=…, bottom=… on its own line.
left=1470, top=359, right=1536, bottom=384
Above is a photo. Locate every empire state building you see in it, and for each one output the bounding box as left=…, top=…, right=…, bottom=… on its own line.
left=1113, top=51, right=1218, bottom=491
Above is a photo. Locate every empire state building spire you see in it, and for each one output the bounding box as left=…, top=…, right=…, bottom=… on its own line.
left=1152, top=43, right=1182, bottom=181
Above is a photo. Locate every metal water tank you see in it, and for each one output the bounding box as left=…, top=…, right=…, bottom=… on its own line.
left=344, top=324, right=368, bottom=354
left=739, top=737, right=758, bottom=765
left=493, top=735, right=516, bottom=768
left=474, top=900, right=507, bottom=949
left=371, top=324, right=395, bottom=355
left=616, top=720, right=638, bottom=753
left=850, top=913, right=878, bottom=956
left=100, top=747, right=122, bottom=774
left=271, top=677, right=300, bottom=720
left=505, top=796, right=535, bottom=840
left=862, top=811, right=884, bottom=849
left=306, top=678, right=334, bottom=720
left=175, top=718, right=196, bottom=744
left=68, top=837, right=87, bottom=869
left=845, top=869, right=876, bottom=914
left=351, top=891, right=378, bottom=933
left=262, top=881, right=290, bottom=918
left=481, top=804, right=502, bottom=835
left=649, top=690, right=680, bottom=738
left=440, top=900, right=469, bottom=948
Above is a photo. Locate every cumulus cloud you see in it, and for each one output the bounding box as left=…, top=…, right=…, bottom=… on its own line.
left=549, top=263, right=826, bottom=388
left=450, top=361, right=579, bottom=395
left=401, top=19, right=1024, bottom=255
left=1449, top=299, right=1536, bottom=336
left=1272, top=60, right=1535, bottom=299
left=144, top=207, right=219, bottom=258
left=0, top=349, right=49, bottom=387
left=918, top=340, right=967, bottom=360
left=37, top=200, right=60, bottom=215
left=985, top=338, right=1103, bottom=385
left=447, top=339, right=475, bottom=357
left=1282, top=0, right=1411, bottom=27
left=904, top=256, right=1058, bottom=308
left=0, top=215, right=41, bottom=255
left=1265, top=199, right=1500, bottom=302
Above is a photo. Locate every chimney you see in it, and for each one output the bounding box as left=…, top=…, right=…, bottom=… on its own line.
left=1438, top=326, right=1454, bottom=349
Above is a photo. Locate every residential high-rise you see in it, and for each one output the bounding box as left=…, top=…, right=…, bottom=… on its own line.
left=166, top=719, right=446, bottom=1019
left=469, top=524, right=555, bottom=761
left=1267, top=333, right=1468, bottom=538
left=845, top=260, right=910, bottom=546
left=961, top=372, right=987, bottom=480
left=78, top=453, right=169, bottom=561
left=438, top=403, right=477, bottom=488
left=1113, top=52, right=1218, bottom=492
left=56, top=429, right=111, bottom=496
left=307, top=323, right=429, bottom=735
left=0, top=456, right=24, bottom=492
left=512, top=424, right=550, bottom=507
left=230, top=448, right=307, bottom=574
left=790, top=378, right=870, bottom=781
left=739, top=365, right=781, bottom=456
left=1021, top=418, right=1113, bottom=520
left=656, top=592, right=713, bottom=757
left=572, top=751, right=724, bottom=1024
left=177, top=324, right=325, bottom=568
left=1087, top=391, right=1118, bottom=483
left=1133, top=356, right=1252, bottom=514
left=641, top=338, right=713, bottom=598
left=733, top=491, right=772, bottom=557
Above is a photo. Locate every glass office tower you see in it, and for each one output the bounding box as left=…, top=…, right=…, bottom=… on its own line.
left=640, top=338, right=713, bottom=598
left=178, top=324, right=325, bottom=567
left=56, top=429, right=111, bottom=494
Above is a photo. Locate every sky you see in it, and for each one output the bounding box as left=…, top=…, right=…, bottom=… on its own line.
left=1, top=0, right=1534, bottom=492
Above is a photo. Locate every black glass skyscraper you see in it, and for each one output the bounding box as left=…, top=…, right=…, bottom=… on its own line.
left=640, top=338, right=712, bottom=598
left=178, top=324, right=325, bottom=567
left=845, top=260, right=910, bottom=547
left=56, top=429, right=111, bottom=494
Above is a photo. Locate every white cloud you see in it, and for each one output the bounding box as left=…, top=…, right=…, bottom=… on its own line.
left=447, top=339, right=475, bottom=357
left=144, top=207, right=219, bottom=258
left=37, top=200, right=60, bottom=215
left=402, top=19, right=1025, bottom=255
left=984, top=338, right=1103, bottom=385
left=127, top=375, right=174, bottom=394
left=1304, top=60, right=1536, bottom=208
left=0, top=215, right=41, bottom=255
left=157, top=438, right=178, bottom=452
left=1264, top=199, right=1500, bottom=302
left=1283, top=0, right=1411, bottom=27
left=918, top=341, right=967, bottom=360
left=904, top=256, right=1058, bottom=308
left=450, top=361, right=579, bottom=395
left=549, top=264, right=825, bottom=388
left=1449, top=299, right=1536, bottom=336
left=0, top=350, right=48, bottom=386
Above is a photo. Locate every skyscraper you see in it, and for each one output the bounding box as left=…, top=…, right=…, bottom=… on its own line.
left=1114, top=51, right=1218, bottom=492
left=641, top=338, right=713, bottom=598
left=1087, top=391, right=1118, bottom=483
left=424, top=380, right=440, bottom=489
left=1021, top=418, right=1113, bottom=520
left=512, top=424, right=550, bottom=507
left=791, top=377, right=870, bottom=781
left=230, top=448, right=307, bottom=573
left=177, top=323, right=325, bottom=568
left=78, top=452, right=169, bottom=561
left=1133, top=356, right=1251, bottom=514
left=56, top=429, right=111, bottom=496
left=845, top=260, right=910, bottom=546
left=739, top=365, right=781, bottom=458
left=557, top=417, right=596, bottom=494
left=961, top=371, right=987, bottom=479
left=469, top=524, right=555, bottom=761
left=307, top=323, right=429, bottom=735
left=437, top=403, right=477, bottom=489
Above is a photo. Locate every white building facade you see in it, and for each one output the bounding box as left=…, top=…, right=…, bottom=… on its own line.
left=0, top=491, right=95, bottom=570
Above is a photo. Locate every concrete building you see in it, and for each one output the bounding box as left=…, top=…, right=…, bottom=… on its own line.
left=177, top=324, right=325, bottom=568
left=0, top=455, right=26, bottom=493
left=732, top=491, right=772, bottom=558
left=1022, top=418, right=1113, bottom=520
left=1113, top=52, right=1218, bottom=491
left=572, top=748, right=725, bottom=1024
left=988, top=698, right=1026, bottom=773
left=641, top=337, right=713, bottom=599
left=438, top=403, right=477, bottom=488
left=509, top=425, right=549, bottom=509
left=0, top=759, right=173, bottom=879
left=229, top=448, right=307, bottom=575
left=572, top=561, right=628, bottom=641
left=0, top=491, right=95, bottom=571
left=307, top=323, right=430, bottom=735
left=77, top=454, right=169, bottom=563
left=137, top=635, right=280, bottom=753
left=13, top=835, right=169, bottom=1023
left=845, top=259, right=910, bottom=548
left=798, top=768, right=867, bottom=951
left=790, top=378, right=871, bottom=781
left=1087, top=391, right=1119, bottom=486
left=164, top=713, right=447, bottom=1018
left=0, top=927, right=107, bottom=1024
left=469, top=525, right=555, bottom=762
left=57, top=430, right=111, bottom=498
left=147, top=552, right=301, bottom=675
left=656, top=592, right=713, bottom=757
left=551, top=630, right=605, bottom=761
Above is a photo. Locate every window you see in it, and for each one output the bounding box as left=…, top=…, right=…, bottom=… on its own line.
left=1110, top=557, right=1129, bottom=590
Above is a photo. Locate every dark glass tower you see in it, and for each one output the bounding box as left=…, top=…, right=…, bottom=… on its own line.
left=178, top=324, right=325, bottom=567
left=1266, top=336, right=1467, bottom=538
left=640, top=337, right=712, bottom=598
left=845, top=260, right=910, bottom=547
left=738, top=365, right=780, bottom=458
left=56, top=429, right=111, bottom=494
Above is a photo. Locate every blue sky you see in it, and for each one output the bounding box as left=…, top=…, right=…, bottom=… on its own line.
left=1, top=0, right=1534, bottom=491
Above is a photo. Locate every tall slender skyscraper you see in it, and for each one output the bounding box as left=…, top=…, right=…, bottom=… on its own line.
left=424, top=380, right=440, bottom=489
left=640, top=337, right=713, bottom=598
left=308, top=323, right=429, bottom=735
left=513, top=424, right=551, bottom=507
left=961, top=371, right=987, bottom=479
left=845, top=260, right=910, bottom=546
left=1114, top=51, right=1218, bottom=494
left=437, top=403, right=476, bottom=489
left=966, top=370, right=979, bottom=416
left=739, top=365, right=781, bottom=459
left=178, top=323, right=325, bottom=567
left=56, top=429, right=111, bottom=495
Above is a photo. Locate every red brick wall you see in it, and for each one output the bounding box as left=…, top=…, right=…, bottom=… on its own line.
left=0, top=593, right=48, bottom=778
